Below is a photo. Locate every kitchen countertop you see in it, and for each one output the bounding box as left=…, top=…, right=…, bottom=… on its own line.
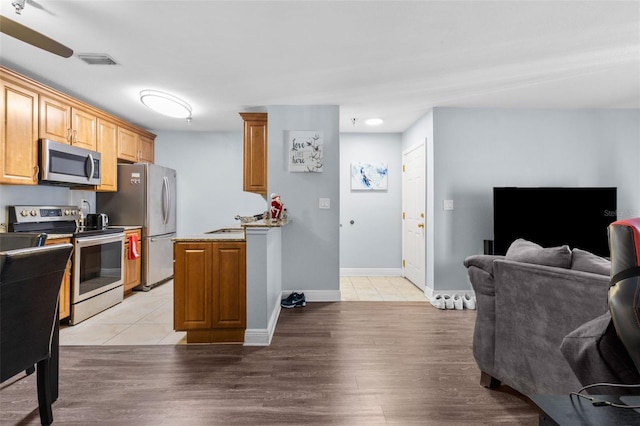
left=46, top=233, right=73, bottom=240
left=115, top=225, right=142, bottom=231
left=173, top=220, right=291, bottom=242
left=172, top=228, right=246, bottom=242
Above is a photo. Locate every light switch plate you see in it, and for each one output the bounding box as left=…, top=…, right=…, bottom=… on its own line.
left=443, top=199, right=454, bottom=210
left=319, top=198, right=331, bottom=209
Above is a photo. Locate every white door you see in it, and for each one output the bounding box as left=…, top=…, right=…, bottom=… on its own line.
left=403, top=143, right=426, bottom=290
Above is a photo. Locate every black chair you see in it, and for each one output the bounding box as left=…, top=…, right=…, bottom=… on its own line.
left=0, top=232, right=47, bottom=251
left=0, top=232, right=48, bottom=377
left=609, top=218, right=640, bottom=373
left=1, top=243, right=73, bottom=425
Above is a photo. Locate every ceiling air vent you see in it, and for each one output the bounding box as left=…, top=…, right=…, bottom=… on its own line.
left=77, top=54, right=118, bottom=65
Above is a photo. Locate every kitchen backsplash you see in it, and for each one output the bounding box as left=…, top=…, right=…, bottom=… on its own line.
left=0, top=185, right=96, bottom=230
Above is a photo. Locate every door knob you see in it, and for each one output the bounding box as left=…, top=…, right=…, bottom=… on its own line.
left=418, top=223, right=424, bottom=228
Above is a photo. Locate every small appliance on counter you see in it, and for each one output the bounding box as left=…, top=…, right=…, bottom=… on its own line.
left=85, top=213, right=109, bottom=230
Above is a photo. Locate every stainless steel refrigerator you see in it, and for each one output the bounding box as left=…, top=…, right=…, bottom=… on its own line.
left=97, top=163, right=177, bottom=290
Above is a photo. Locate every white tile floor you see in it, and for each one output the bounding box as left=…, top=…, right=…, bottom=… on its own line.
left=340, top=276, right=428, bottom=302
left=60, top=276, right=427, bottom=346
left=60, top=280, right=186, bottom=346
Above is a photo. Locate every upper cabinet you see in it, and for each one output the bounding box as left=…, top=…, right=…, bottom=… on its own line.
left=71, top=106, right=97, bottom=150
left=117, top=126, right=155, bottom=163
left=1, top=66, right=156, bottom=187
left=239, top=112, right=267, bottom=195
left=0, top=78, right=39, bottom=185
left=95, top=118, right=118, bottom=192
left=39, top=95, right=97, bottom=150
left=138, top=135, right=154, bottom=163
left=39, top=95, right=70, bottom=143
left=117, top=126, right=138, bottom=162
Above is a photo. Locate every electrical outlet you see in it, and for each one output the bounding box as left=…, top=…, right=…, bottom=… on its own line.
left=443, top=200, right=454, bottom=210
left=319, top=198, right=331, bottom=209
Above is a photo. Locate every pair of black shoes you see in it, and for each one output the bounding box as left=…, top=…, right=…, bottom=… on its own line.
left=281, top=291, right=306, bottom=308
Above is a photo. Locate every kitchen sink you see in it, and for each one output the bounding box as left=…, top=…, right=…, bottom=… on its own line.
left=205, top=228, right=244, bottom=234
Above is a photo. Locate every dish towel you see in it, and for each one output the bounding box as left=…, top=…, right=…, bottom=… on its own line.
left=128, top=234, right=140, bottom=260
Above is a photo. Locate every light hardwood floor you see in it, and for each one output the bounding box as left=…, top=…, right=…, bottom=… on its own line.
left=59, top=277, right=429, bottom=346
left=1, top=302, right=539, bottom=425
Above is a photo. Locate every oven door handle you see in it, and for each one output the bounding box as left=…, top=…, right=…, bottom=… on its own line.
left=75, top=233, right=124, bottom=246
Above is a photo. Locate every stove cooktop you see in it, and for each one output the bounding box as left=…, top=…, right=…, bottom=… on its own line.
left=8, top=205, right=124, bottom=237
left=74, top=227, right=124, bottom=238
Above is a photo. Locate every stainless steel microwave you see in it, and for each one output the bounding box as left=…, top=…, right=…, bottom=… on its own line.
left=40, top=139, right=101, bottom=186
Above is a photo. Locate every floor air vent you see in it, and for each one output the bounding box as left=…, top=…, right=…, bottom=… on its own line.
left=77, top=54, right=118, bottom=65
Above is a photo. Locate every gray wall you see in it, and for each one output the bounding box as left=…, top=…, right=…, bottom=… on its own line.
left=267, top=105, right=340, bottom=294
left=339, top=133, right=402, bottom=272
left=153, top=131, right=267, bottom=235
left=3, top=107, right=638, bottom=301
left=427, top=107, right=640, bottom=292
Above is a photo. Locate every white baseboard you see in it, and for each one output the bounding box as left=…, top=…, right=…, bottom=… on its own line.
left=244, top=303, right=281, bottom=346
left=340, top=268, right=403, bottom=276
left=424, top=286, right=434, bottom=300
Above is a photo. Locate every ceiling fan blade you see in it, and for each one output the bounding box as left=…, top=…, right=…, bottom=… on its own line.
left=0, top=15, right=73, bottom=58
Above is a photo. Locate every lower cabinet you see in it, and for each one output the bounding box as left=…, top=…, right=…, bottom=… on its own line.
left=46, top=237, right=72, bottom=320
left=173, top=241, right=246, bottom=343
left=123, top=229, right=142, bottom=294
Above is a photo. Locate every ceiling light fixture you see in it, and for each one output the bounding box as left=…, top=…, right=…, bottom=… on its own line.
left=140, top=90, right=192, bottom=123
left=12, top=0, right=25, bottom=14
left=365, top=118, right=384, bottom=126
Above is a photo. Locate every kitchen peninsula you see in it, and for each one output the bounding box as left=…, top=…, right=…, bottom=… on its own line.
left=173, top=220, right=289, bottom=345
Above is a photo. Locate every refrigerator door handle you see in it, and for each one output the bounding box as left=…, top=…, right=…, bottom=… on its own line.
left=166, top=175, right=172, bottom=225
left=162, top=176, right=169, bottom=225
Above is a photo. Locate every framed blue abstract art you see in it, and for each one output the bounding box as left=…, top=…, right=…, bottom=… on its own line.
left=350, top=162, right=388, bottom=191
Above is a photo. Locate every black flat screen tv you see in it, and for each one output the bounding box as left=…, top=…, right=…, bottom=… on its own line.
left=493, top=187, right=617, bottom=257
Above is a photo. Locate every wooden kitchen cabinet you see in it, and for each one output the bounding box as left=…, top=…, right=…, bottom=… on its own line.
left=138, top=134, right=154, bottom=163
left=0, top=77, right=39, bottom=185
left=123, top=229, right=142, bottom=294
left=239, top=112, right=267, bottom=195
left=95, top=118, right=118, bottom=192
left=39, top=95, right=97, bottom=150
left=71, top=106, right=98, bottom=150
left=174, top=241, right=246, bottom=343
left=117, top=126, right=138, bottom=162
left=39, top=94, right=70, bottom=143
left=46, top=237, right=72, bottom=321
left=117, top=127, right=155, bottom=163
left=1, top=65, right=156, bottom=188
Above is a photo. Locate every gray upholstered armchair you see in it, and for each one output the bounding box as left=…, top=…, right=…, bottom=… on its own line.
left=464, top=239, right=615, bottom=395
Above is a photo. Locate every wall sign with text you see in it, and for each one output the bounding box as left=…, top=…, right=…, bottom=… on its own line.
left=288, top=131, right=323, bottom=173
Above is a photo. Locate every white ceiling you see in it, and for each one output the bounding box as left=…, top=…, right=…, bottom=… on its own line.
left=1, top=1, right=639, bottom=134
